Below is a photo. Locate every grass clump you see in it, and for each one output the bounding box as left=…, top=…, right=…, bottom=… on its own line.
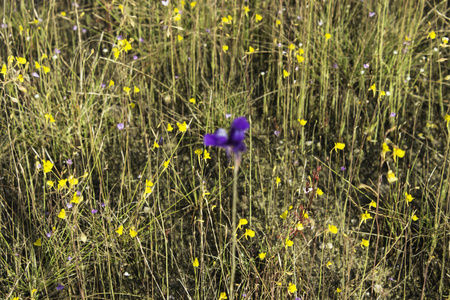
left=1, top=0, right=449, bottom=299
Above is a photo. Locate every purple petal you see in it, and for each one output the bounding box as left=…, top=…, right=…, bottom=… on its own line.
left=32, top=72, right=39, bottom=78
left=204, top=128, right=228, bottom=147
left=57, top=283, right=65, bottom=290
left=231, top=117, right=250, bottom=131
left=117, top=123, right=124, bottom=130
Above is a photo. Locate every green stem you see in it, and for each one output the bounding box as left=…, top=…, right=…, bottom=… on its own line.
left=230, top=159, right=239, bottom=300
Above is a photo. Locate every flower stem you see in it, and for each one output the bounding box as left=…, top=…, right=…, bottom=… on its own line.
left=230, top=158, right=240, bottom=300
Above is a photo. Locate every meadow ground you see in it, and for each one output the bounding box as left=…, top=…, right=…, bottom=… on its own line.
left=1, top=0, right=450, bottom=299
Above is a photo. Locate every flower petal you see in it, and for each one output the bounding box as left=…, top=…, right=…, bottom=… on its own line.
left=204, top=128, right=228, bottom=147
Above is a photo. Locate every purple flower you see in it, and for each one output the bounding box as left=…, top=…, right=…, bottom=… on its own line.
left=73, top=25, right=77, bottom=30
left=205, top=28, right=211, bottom=33
left=175, top=75, right=179, bottom=79
left=117, top=123, right=124, bottom=130
left=46, top=232, right=52, bottom=238
left=67, top=256, right=72, bottom=261
left=389, top=277, right=395, bottom=281
left=67, top=203, right=73, bottom=209
left=91, top=209, right=98, bottom=214
left=101, top=83, right=106, bottom=88
left=133, top=55, right=138, bottom=60
left=32, top=72, right=39, bottom=78
left=274, top=130, right=280, bottom=136
left=101, top=202, right=106, bottom=207
left=225, top=114, right=232, bottom=119
left=340, top=166, right=346, bottom=171
left=297, top=16, right=302, bottom=20
left=204, top=117, right=250, bottom=162
left=66, top=159, right=73, bottom=165
left=158, top=137, right=164, bottom=146
left=36, top=163, right=42, bottom=169
left=82, top=28, right=87, bottom=34
left=363, top=63, right=370, bottom=69
left=117, top=35, right=123, bottom=40
left=390, top=112, right=396, bottom=118
left=139, top=37, right=144, bottom=43
left=57, top=283, right=65, bottom=290
left=1, top=23, right=8, bottom=28
left=333, top=63, right=338, bottom=69
left=76, top=191, right=81, bottom=196
left=369, top=12, right=376, bottom=17
left=55, top=48, right=61, bottom=54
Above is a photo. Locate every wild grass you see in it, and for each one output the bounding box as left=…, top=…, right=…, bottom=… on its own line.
left=1, top=0, right=449, bottom=299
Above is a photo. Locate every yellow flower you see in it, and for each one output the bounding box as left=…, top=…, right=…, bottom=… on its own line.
left=405, top=192, right=413, bottom=204
left=276, top=176, right=281, bottom=188
left=326, top=261, right=333, bottom=268
left=134, top=86, right=140, bottom=93
left=44, top=113, right=56, bottom=123
left=387, top=170, right=398, bottom=184
left=153, top=141, right=159, bottom=149
left=360, top=238, right=369, bottom=248
left=118, top=4, right=124, bottom=14
left=336, top=288, right=342, bottom=293
left=164, top=159, right=170, bottom=168
left=47, top=180, right=54, bottom=188
left=19, top=25, right=23, bottom=35
left=259, top=252, right=266, bottom=260
left=288, top=44, right=295, bottom=51
left=237, top=218, right=248, bottom=230
left=328, top=224, right=338, bottom=234
left=248, top=46, right=255, bottom=54
left=17, top=74, right=24, bottom=82
left=382, top=143, right=391, bottom=159
left=332, top=142, right=345, bottom=152
left=441, top=37, right=449, bottom=45
left=428, top=31, right=436, bottom=39
left=303, top=211, right=308, bottom=219
left=195, top=149, right=202, bottom=156
left=280, top=210, right=288, bottom=219
left=41, top=54, right=48, bottom=60
left=116, top=225, right=123, bottom=235
left=445, top=114, right=450, bottom=126
left=193, top=257, right=199, bottom=267
left=222, top=17, right=231, bottom=25
left=123, top=86, right=131, bottom=94
left=288, top=283, right=297, bottom=293
left=316, top=188, right=323, bottom=196
left=0, top=64, right=6, bottom=75
left=145, top=179, right=153, bottom=194
left=109, top=80, right=114, bottom=87
left=42, top=160, right=53, bottom=173
left=412, top=214, right=419, bottom=221
left=177, top=121, right=187, bottom=132
left=369, top=200, right=377, bottom=208
left=190, top=2, right=196, bottom=8
left=204, top=149, right=211, bottom=160
left=61, top=12, right=66, bottom=16
left=34, top=238, right=42, bottom=246
left=255, top=14, right=262, bottom=22
left=296, top=55, right=304, bottom=63
left=276, top=19, right=281, bottom=26
left=42, top=66, right=50, bottom=74
left=68, top=176, right=78, bottom=187
left=298, top=119, right=307, bottom=126
left=285, top=238, right=294, bottom=247
left=16, top=57, right=27, bottom=65
left=380, top=91, right=386, bottom=97
left=129, top=226, right=137, bottom=238
left=244, top=228, right=255, bottom=239
left=57, top=209, right=66, bottom=219
left=58, top=179, right=67, bottom=190
left=71, top=192, right=80, bottom=203
left=189, top=98, right=196, bottom=104
left=174, top=14, right=181, bottom=21
left=283, top=69, right=290, bottom=78
left=35, top=61, right=41, bottom=69
left=167, top=123, right=173, bottom=131
left=369, top=84, right=376, bottom=95
left=360, top=210, right=372, bottom=225
left=244, top=6, right=250, bottom=17
left=393, top=147, right=405, bottom=162
left=222, top=45, right=228, bottom=52
left=218, top=292, right=227, bottom=300
left=325, top=33, right=331, bottom=40
left=296, top=223, right=304, bottom=231
left=177, top=35, right=183, bottom=41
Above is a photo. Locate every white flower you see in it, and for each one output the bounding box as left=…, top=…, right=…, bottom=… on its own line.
left=386, top=91, right=391, bottom=96
left=318, top=20, right=323, bottom=26
left=360, top=70, right=365, bottom=74
left=393, top=50, right=398, bottom=55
